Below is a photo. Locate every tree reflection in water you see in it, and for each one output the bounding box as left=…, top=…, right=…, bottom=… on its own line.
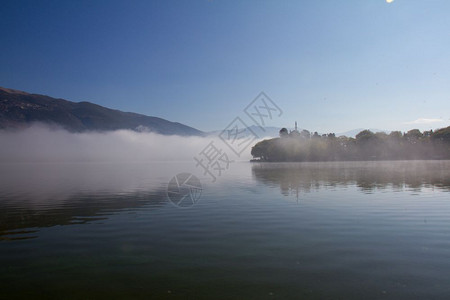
left=251, top=160, right=450, bottom=197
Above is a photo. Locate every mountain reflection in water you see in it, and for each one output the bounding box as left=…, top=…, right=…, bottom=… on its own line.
left=0, top=162, right=169, bottom=240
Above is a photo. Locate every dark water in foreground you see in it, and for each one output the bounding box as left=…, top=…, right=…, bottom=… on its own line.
left=1, top=160, right=450, bottom=299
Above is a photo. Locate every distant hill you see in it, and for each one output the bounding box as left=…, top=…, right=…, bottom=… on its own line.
left=208, top=126, right=391, bottom=139
left=336, top=128, right=390, bottom=138
left=0, top=87, right=203, bottom=136
left=208, top=125, right=297, bottom=138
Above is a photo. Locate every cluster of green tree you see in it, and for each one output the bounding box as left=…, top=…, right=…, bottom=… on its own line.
left=251, top=126, right=450, bottom=162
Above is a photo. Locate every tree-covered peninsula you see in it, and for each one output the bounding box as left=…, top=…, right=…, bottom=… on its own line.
left=251, top=126, right=450, bottom=162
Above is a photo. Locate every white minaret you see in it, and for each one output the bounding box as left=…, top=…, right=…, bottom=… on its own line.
left=295, top=121, right=298, bottom=131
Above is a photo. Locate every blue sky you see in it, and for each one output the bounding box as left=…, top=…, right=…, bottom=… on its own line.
left=1, top=0, right=450, bottom=133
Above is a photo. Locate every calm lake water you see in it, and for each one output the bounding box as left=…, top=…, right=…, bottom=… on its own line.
left=1, top=160, right=450, bottom=299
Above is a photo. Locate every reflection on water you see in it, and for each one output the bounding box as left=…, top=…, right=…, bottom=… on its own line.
left=0, top=191, right=166, bottom=240
left=2, top=161, right=449, bottom=240
left=0, top=163, right=170, bottom=240
left=1, top=161, right=450, bottom=299
left=252, top=160, right=450, bottom=196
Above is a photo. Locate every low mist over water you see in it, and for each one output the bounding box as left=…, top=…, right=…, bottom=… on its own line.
left=0, top=125, right=256, bottom=162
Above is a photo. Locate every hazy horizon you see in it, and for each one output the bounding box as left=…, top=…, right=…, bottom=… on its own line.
left=2, top=1, right=450, bottom=133
left=0, top=124, right=258, bottom=163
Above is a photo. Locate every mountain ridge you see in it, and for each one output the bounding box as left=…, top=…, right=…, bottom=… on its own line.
left=0, top=87, right=204, bottom=136
left=336, top=128, right=391, bottom=138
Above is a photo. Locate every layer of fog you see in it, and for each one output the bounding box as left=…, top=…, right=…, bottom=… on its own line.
left=0, top=124, right=263, bottom=163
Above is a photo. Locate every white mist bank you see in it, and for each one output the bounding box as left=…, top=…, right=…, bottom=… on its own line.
left=0, top=125, right=258, bottom=163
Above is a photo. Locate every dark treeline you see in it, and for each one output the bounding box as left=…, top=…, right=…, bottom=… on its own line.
left=251, top=126, right=450, bottom=162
